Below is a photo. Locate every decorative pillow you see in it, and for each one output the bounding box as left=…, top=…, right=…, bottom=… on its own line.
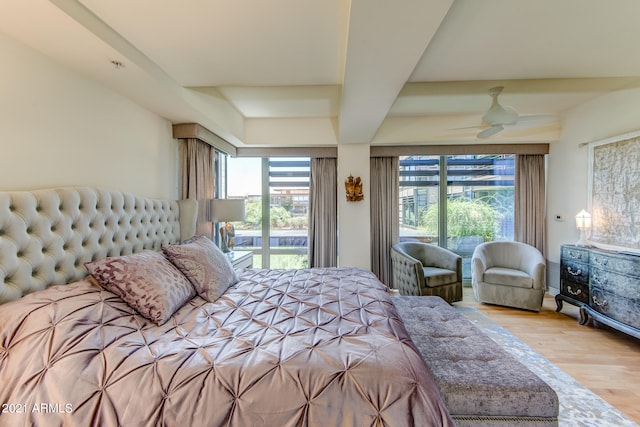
left=162, top=235, right=238, bottom=302
left=85, top=251, right=196, bottom=325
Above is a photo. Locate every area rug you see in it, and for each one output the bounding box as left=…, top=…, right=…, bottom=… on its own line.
left=455, top=306, right=639, bottom=427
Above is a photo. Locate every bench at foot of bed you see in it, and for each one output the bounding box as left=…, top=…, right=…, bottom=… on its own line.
left=393, top=296, right=559, bottom=427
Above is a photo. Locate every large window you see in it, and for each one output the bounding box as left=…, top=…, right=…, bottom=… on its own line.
left=226, top=157, right=310, bottom=268
left=399, top=154, right=515, bottom=280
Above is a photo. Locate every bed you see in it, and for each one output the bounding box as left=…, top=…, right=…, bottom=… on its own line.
left=0, top=187, right=453, bottom=426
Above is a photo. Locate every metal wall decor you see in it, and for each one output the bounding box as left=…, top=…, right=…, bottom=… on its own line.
left=345, top=174, right=364, bottom=202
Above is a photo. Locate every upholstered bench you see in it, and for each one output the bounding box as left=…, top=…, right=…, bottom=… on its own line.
left=392, top=296, right=559, bottom=427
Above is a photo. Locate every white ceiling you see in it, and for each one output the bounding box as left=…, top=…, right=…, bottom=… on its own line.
left=3, top=0, right=640, bottom=146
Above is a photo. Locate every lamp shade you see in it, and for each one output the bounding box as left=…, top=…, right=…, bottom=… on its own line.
left=210, top=199, right=245, bottom=222
left=575, top=210, right=591, bottom=230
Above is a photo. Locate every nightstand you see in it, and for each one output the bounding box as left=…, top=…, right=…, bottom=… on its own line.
left=227, top=250, right=253, bottom=269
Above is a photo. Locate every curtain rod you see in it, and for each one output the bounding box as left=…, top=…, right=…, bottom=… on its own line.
left=578, top=129, right=640, bottom=148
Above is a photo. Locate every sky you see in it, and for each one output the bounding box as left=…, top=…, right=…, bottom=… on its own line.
left=227, top=157, right=311, bottom=197
left=227, top=157, right=261, bottom=197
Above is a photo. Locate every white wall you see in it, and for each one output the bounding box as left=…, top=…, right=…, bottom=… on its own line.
left=547, top=83, right=640, bottom=262
left=0, top=33, right=178, bottom=199
left=337, top=144, right=371, bottom=268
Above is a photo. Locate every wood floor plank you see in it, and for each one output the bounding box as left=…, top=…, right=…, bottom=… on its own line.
left=458, top=287, right=640, bottom=424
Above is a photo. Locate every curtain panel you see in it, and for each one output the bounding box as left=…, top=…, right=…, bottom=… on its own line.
left=309, top=158, right=337, bottom=267
left=514, top=154, right=546, bottom=257
left=179, top=138, right=215, bottom=239
left=370, top=157, right=399, bottom=287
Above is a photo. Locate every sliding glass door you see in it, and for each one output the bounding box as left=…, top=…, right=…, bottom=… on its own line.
left=226, top=156, right=310, bottom=268
left=399, top=154, right=515, bottom=281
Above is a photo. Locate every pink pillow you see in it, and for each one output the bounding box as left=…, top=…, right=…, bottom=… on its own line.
left=85, top=251, right=195, bottom=325
left=162, top=236, right=238, bottom=302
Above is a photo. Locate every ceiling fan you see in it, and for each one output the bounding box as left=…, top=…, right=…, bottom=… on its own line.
left=475, top=86, right=556, bottom=139
left=477, top=86, right=517, bottom=138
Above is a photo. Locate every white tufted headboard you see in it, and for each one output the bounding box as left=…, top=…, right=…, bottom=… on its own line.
left=0, top=187, right=198, bottom=304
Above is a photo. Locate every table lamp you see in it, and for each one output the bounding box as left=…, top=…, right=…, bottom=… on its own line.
left=575, top=209, right=591, bottom=246
left=210, top=199, right=245, bottom=252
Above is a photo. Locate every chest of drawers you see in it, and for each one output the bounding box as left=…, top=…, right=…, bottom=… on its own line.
left=556, top=244, right=640, bottom=339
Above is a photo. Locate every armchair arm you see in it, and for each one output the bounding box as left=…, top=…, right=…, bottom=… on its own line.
left=521, top=247, right=546, bottom=291
left=471, top=249, right=488, bottom=287
left=530, top=262, right=546, bottom=290
left=391, top=247, right=425, bottom=296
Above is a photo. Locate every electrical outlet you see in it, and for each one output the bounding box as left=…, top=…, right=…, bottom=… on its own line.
left=555, top=214, right=565, bottom=222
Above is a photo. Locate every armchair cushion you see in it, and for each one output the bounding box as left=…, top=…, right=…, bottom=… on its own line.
left=483, top=267, right=533, bottom=288
left=423, top=267, right=458, bottom=288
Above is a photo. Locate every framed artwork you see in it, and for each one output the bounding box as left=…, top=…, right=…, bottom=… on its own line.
left=588, top=131, right=640, bottom=253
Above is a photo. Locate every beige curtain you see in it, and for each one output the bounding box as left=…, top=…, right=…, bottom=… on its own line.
left=370, top=157, right=399, bottom=287
left=179, top=138, right=215, bottom=239
left=514, top=154, right=546, bottom=257
left=309, top=158, right=337, bottom=267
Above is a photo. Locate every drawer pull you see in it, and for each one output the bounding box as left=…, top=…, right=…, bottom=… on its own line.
left=567, top=286, right=582, bottom=296
left=568, top=251, right=583, bottom=260
left=593, top=257, right=608, bottom=266
left=592, top=294, right=608, bottom=310
left=591, top=275, right=609, bottom=286
left=566, top=267, right=582, bottom=277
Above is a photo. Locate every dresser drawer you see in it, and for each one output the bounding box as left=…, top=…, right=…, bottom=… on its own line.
left=561, top=245, right=590, bottom=263
left=560, top=259, right=589, bottom=285
left=590, top=251, right=640, bottom=277
left=590, top=285, right=640, bottom=330
left=590, top=266, right=640, bottom=300
left=560, top=279, right=588, bottom=304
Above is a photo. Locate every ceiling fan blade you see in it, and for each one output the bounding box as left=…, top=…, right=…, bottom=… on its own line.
left=509, top=114, right=558, bottom=127
left=450, top=125, right=484, bottom=130
left=477, top=125, right=504, bottom=139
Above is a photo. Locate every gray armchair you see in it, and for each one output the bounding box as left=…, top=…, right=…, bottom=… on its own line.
left=471, top=241, right=546, bottom=311
left=391, top=242, right=462, bottom=303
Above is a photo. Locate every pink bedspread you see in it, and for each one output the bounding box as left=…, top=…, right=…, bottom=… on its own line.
left=0, top=267, right=452, bottom=426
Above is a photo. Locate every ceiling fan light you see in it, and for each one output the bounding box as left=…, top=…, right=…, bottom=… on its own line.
left=482, top=105, right=518, bottom=125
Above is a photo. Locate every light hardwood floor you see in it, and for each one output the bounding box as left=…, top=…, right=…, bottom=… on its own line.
left=457, top=287, right=640, bottom=424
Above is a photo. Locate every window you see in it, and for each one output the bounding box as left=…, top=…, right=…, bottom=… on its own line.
left=226, top=157, right=310, bottom=268
left=399, top=154, right=515, bottom=280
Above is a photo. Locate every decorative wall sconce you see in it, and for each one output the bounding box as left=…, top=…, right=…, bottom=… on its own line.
left=345, top=175, right=364, bottom=202
left=575, top=209, right=591, bottom=246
